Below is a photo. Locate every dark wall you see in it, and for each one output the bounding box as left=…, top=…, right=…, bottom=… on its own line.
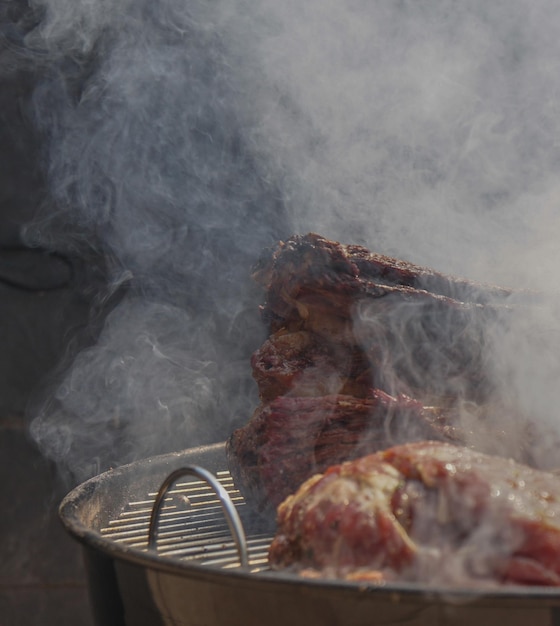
left=1, top=6, right=101, bottom=624
left=0, top=1, right=105, bottom=415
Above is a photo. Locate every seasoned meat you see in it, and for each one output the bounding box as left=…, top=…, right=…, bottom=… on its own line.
left=251, top=329, right=372, bottom=401
left=226, top=391, right=462, bottom=514
left=251, top=233, right=513, bottom=403
left=269, top=441, right=560, bottom=587
left=254, top=233, right=513, bottom=311
left=227, top=234, right=532, bottom=518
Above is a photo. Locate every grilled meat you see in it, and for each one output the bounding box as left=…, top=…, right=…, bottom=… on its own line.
left=251, top=329, right=372, bottom=401
left=269, top=441, right=560, bottom=587
left=226, top=391, right=462, bottom=514
left=227, top=234, right=525, bottom=517
left=253, top=233, right=510, bottom=403
left=254, top=233, right=512, bottom=314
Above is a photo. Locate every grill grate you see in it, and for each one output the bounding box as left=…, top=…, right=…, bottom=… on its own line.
left=100, top=470, right=274, bottom=572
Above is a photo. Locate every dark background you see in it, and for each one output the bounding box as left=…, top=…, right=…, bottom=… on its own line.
left=1, top=5, right=98, bottom=622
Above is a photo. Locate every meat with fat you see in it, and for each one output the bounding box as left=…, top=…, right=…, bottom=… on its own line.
left=251, top=329, right=373, bottom=401
left=226, top=391, right=463, bottom=514
left=227, top=233, right=537, bottom=516
left=269, top=441, right=560, bottom=587
left=252, top=232, right=515, bottom=404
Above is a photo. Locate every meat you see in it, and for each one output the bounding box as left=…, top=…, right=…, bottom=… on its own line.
left=251, top=330, right=373, bottom=401
left=252, top=232, right=511, bottom=403
left=226, top=233, right=526, bottom=515
left=227, top=391, right=462, bottom=513
left=269, top=441, right=560, bottom=587
left=253, top=233, right=512, bottom=315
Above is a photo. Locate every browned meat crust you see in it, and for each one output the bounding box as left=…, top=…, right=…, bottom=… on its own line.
left=251, top=329, right=372, bottom=401
left=254, top=232, right=512, bottom=328
left=226, top=391, right=462, bottom=514
left=253, top=233, right=510, bottom=403
left=268, top=441, right=560, bottom=587
left=227, top=233, right=522, bottom=516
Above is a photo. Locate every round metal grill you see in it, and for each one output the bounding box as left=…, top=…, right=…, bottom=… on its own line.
left=60, top=443, right=560, bottom=626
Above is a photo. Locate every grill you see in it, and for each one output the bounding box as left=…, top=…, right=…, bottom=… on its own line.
left=99, top=469, right=273, bottom=572
left=60, top=441, right=560, bottom=626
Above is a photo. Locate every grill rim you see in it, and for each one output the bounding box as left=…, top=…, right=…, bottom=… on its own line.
left=59, top=441, right=560, bottom=603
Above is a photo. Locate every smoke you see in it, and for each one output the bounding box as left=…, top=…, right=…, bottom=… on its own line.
left=22, top=0, right=288, bottom=480
left=17, top=0, right=560, bottom=480
left=225, top=2, right=559, bottom=264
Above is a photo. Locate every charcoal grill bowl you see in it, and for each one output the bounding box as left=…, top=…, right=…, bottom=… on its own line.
left=59, top=441, right=560, bottom=626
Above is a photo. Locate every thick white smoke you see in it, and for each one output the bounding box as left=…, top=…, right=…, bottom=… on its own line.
left=21, top=0, right=560, bottom=480
left=239, top=1, right=560, bottom=277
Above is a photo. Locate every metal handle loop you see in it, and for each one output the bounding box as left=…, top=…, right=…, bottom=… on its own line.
left=147, top=465, right=249, bottom=568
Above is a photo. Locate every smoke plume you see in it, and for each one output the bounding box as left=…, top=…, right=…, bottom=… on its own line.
left=17, top=0, right=560, bottom=480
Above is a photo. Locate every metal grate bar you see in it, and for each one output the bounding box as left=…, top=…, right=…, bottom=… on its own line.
left=100, top=468, right=273, bottom=572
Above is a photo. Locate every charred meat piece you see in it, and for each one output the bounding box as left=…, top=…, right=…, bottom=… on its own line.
left=269, top=441, right=560, bottom=587
left=254, top=233, right=513, bottom=317
left=226, top=391, right=462, bottom=514
left=251, top=329, right=372, bottom=401
left=228, top=234, right=530, bottom=518
left=252, top=233, right=511, bottom=403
